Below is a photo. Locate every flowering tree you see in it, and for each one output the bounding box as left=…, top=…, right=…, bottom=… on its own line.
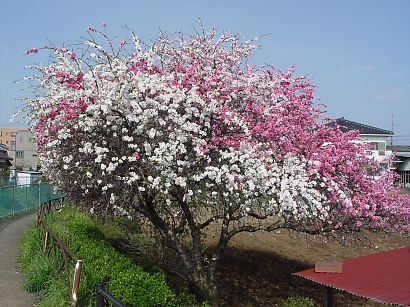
left=24, top=26, right=409, bottom=304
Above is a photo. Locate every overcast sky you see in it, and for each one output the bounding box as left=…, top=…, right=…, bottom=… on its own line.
left=1, top=0, right=409, bottom=144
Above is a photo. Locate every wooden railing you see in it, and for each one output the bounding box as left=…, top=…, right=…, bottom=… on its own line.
left=37, top=199, right=82, bottom=307
left=37, top=197, right=65, bottom=216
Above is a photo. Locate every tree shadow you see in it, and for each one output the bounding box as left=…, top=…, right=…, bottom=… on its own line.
left=215, top=247, right=375, bottom=306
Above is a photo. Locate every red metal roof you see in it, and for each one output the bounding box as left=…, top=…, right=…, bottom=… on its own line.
left=294, top=246, right=410, bottom=306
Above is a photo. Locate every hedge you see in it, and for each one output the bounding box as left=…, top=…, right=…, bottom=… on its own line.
left=40, top=206, right=178, bottom=306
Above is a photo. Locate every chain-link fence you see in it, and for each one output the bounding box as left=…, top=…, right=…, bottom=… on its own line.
left=0, top=183, right=62, bottom=218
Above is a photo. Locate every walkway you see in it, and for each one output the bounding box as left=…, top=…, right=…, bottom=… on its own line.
left=0, top=213, right=37, bottom=306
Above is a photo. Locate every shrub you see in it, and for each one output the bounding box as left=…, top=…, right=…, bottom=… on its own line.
left=280, top=296, right=316, bottom=307
left=20, top=206, right=204, bottom=306
left=45, top=207, right=178, bottom=306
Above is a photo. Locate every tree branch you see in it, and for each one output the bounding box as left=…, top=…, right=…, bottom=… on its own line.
left=198, top=215, right=224, bottom=230
left=227, top=221, right=282, bottom=240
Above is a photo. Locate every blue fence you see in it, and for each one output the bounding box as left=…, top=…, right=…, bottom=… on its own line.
left=0, top=183, right=62, bottom=218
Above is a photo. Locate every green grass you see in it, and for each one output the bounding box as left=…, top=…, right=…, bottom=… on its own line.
left=18, top=223, right=70, bottom=306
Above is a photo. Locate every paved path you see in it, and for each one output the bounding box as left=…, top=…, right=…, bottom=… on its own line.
left=0, top=213, right=37, bottom=306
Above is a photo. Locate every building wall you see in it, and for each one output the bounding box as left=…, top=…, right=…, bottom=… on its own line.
left=358, top=134, right=393, bottom=163
left=0, top=128, right=26, bottom=149
left=6, top=129, right=40, bottom=171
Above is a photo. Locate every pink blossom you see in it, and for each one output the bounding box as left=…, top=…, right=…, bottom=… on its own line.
left=133, top=152, right=140, bottom=160
left=26, top=48, right=39, bottom=55
left=54, top=47, right=68, bottom=54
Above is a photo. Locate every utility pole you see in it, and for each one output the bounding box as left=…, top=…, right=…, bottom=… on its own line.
left=12, top=131, right=18, bottom=185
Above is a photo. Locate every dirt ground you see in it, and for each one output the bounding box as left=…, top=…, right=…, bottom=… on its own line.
left=205, top=226, right=410, bottom=306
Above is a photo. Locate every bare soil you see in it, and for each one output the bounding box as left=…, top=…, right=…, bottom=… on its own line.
left=205, top=226, right=410, bottom=306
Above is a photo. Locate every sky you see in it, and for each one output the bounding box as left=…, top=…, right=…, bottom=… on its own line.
left=1, top=0, right=409, bottom=144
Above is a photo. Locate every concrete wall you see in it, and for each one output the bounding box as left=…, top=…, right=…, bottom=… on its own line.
left=9, top=130, right=39, bottom=171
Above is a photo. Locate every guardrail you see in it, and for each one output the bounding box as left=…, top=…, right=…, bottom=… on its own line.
left=37, top=200, right=82, bottom=307
left=96, top=284, right=126, bottom=307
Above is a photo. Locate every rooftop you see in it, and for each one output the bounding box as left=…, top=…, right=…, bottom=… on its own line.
left=387, top=145, right=410, bottom=158
left=326, top=117, right=394, bottom=135
left=0, top=144, right=10, bottom=153
left=387, top=145, right=410, bottom=152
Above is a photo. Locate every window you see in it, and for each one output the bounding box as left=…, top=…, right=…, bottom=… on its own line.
left=367, top=142, right=386, bottom=156
left=16, top=150, right=24, bottom=158
left=369, top=142, right=378, bottom=150
left=11, top=132, right=16, bottom=137
left=10, top=140, right=15, bottom=145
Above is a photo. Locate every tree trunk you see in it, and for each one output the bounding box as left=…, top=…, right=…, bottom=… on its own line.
left=189, top=270, right=219, bottom=306
left=141, top=198, right=221, bottom=305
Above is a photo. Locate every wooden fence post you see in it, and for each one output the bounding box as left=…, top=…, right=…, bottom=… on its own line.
left=71, top=260, right=82, bottom=306
left=42, top=231, right=48, bottom=255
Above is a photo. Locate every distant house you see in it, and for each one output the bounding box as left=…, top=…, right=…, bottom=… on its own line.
left=0, top=144, right=13, bottom=170
left=326, top=117, right=394, bottom=164
left=387, top=145, right=410, bottom=187
left=0, top=128, right=39, bottom=171
left=0, top=127, right=26, bottom=149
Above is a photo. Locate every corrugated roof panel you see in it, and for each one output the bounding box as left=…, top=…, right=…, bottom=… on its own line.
left=294, top=246, right=410, bottom=305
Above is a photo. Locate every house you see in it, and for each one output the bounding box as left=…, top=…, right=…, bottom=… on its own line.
left=326, top=117, right=394, bottom=164
left=387, top=145, right=410, bottom=187
left=0, top=128, right=40, bottom=171
left=0, top=144, right=13, bottom=170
